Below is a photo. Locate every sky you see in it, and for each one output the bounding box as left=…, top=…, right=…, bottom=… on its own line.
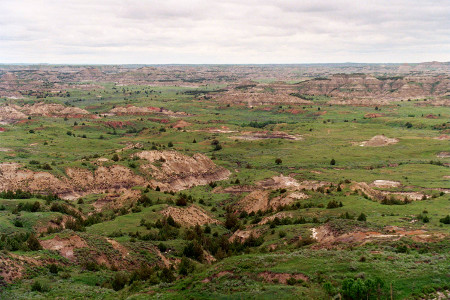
left=0, top=0, right=449, bottom=64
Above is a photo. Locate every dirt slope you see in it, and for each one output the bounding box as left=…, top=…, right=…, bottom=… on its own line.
left=0, top=106, right=28, bottom=123
left=0, top=163, right=144, bottom=199
left=17, top=102, right=90, bottom=117
left=0, top=149, right=230, bottom=198
left=161, top=205, right=220, bottom=226
left=40, top=234, right=88, bottom=261
left=136, top=150, right=231, bottom=191
left=311, top=224, right=444, bottom=247
left=234, top=190, right=308, bottom=213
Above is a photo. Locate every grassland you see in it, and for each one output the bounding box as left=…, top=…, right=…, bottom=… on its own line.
left=0, top=75, right=449, bottom=299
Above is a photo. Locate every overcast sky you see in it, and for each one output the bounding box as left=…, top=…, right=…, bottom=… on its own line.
left=1, top=0, right=449, bottom=64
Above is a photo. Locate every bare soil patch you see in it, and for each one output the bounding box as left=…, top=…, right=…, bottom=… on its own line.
left=351, top=182, right=427, bottom=202
left=93, top=189, right=141, bottom=211
left=0, top=162, right=145, bottom=200
left=312, top=225, right=443, bottom=247
left=229, top=228, right=262, bottom=243
left=172, top=120, right=192, bottom=128
left=65, top=165, right=146, bottom=198
left=0, top=149, right=229, bottom=198
left=258, top=271, right=308, bottom=284
left=16, top=102, right=91, bottom=118
left=116, top=142, right=143, bottom=152
left=437, top=152, right=450, bottom=158
left=0, top=256, right=25, bottom=283
left=211, top=82, right=312, bottom=106
left=109, top=105, right=189, bottom=117
left=161, top=205, right=220, bottom=227
left=235, top=190, right=307, bottom=213
left=40, top=234, right=88, bottom=260
left=257, top=175, right=330, bottom=192
left=434, top=134, right=450, bottom=140
left=0, top=162, right=72, bottom=196
left=364, top=113, right=384, bottom=118
left=425, top=114, right=439, bottom=119
left=360, top=135, right=399, bottom=147
left=259, top=212, right=294, bottom=225
left=202, top=271, right=234, bottom=283
left=106, top=239, right=129, bottom=258
left=0, top=105, right=28, bottom=123
left=257, top=175, right=303, bottom=190
left=287, top=108, right=305, bottom=114
left=196, top=126, right=237, bottom=133
left=371, top=180, right=401, bottom=188
left=230, top=131, right=302, bottom=141
left=213, top=185, right=256, bottom=194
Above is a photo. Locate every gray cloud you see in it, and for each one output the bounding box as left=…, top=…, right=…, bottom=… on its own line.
left=0, top=0, right=449, bottom=63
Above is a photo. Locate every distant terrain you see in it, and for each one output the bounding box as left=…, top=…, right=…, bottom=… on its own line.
left=0, top=63, right=449, bottom=299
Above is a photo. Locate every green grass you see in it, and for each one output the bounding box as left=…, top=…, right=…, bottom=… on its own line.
left=1, top=82, right=450, bottom=300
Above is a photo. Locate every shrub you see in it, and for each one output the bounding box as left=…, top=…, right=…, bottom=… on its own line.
left=297, top=236, right=315, bottom=247
left=340, top=212, right=354, bottom=220
left=323, top=281, right=335, bottom=295
left=330, top=158, right=336, bottom=165
left=327, top=200, right=340, bottom=209
left=31, top=280, right=50, bottom=293
left=224, top=213, right=239, bottom=230
left=159, top=267, right=175, bottom=283
left=48, top=264, right=59, bottom=274
left=275, top=158, right=282, bottom=165
left=209, top=181, right=217, bottom=188
left=112, top=271, right=129, bottom=291
left=83, top=261, right=100, bottom=271
left=130, top=264, right=154, bottom=282
left=183, top=241, right=204, bottom=262
left=357, top=213, right=367, bottom=221
left=178, top=256, right=195, bottom=276
left=112, top=154, right=119, bottom=161
left=41, top=163, right=52, bottom=170
left=396, top=244, right=409, bottom=253
left=239, top=211, right=248, bottom=218
left=27, top=234, right=42, bottom=251
left=439, top=215, right=450, bottom=224
left=158, top=242, right=167, bottom=252
left=13, top=219, right=23, bottom=227
left=176, top=196, right=187, bottom=206
left=286, top=277, right=297, bottom=285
